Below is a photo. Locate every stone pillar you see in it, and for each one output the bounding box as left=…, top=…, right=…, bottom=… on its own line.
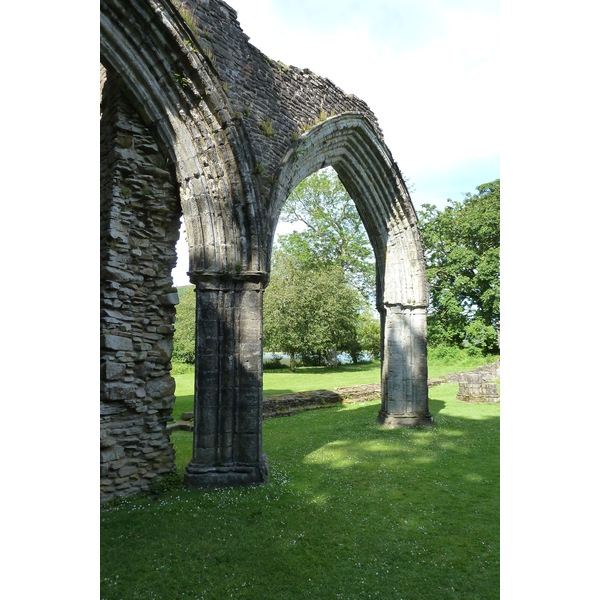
left=378, top=304, right=433, bottom=427
left=184, top=271, right=269, bottom=488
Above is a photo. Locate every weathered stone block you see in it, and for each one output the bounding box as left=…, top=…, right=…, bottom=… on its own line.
left=236, top=434, right=259, bottom=463
left=102, top=361, right=127, bottom=380
left=102, top=265, right=144, bottom=284
left=102, top=382, right=136, bottom=401
left=101, top=445, right=125, bottom=462
left=101, top=334, right=133, bottom=351
left=153, top=395, right=176, bottom=410
left=160, top=292, right=180, bottom=305
left=146, top=376, right=175, bottom=398
left=100, top=403, right=127, bottom=416
left=152, top=339, right=173, bottom=361
left=192, top=447, right=216, bottom=465
left=100, top=434, right=117, bottom=449
left=237, top=406, right=261, bottom=432
left=118, top=465, right=139, bottom=477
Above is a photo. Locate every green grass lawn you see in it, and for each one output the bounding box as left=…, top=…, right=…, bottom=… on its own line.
left=169, top=353, right=498, bottom=422
left=169, top=362, right=386, bottom=422
left=263, top=361, right=382, bottom=396
left=101, top=355, right=500, bottom=599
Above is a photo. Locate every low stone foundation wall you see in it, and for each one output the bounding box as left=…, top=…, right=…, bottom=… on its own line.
left=263, top=390, right=345, bottom=418
left=454, top=360, right=500, bottom=404
left=447, top=360, right=500, bottom=383
left=263, top=384, right=382, bottom=418
left=167, top=361, right=501, bottom=431
left=168, top=384, right=382, bottom=431
left=456, top=375, right=500, bottom=403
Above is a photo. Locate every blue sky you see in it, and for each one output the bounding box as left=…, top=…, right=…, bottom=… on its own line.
left=172, top=0, right=500, bottom=283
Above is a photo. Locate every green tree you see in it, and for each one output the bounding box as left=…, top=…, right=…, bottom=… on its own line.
left=357, top=311, right=381, bottom=360
left=345, top=309, right=381, bottom=363
left=417, top=179, right=500, bottom=353
left=172, top=286, right=196, bottom=363
left=263, top=251, right=362, bottom=370
left=279, top=167, right=376, bottom=303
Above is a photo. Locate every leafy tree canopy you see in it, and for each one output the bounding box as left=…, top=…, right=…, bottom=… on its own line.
left=279, top=167, right=375, bottom=304
left=263, top=168, right=382, bottom=369
left=417, top=179, right=500, bottom=353
left=263, top=253, right=363, bottom=370
left=172, top=286, right=196, bottom=363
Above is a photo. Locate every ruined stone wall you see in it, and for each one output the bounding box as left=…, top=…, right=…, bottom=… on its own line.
left=454, top=360, right=500, bottom=404
left=100, top=73, right=182, bottom=501
left=176, top=0, right=385, bottom=199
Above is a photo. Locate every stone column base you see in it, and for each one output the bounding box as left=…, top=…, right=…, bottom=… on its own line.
left=184, top=457, right=269, bottom=488
left=377, top=410, right=434, bottom=428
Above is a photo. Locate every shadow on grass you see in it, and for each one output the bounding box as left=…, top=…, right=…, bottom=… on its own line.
left=103, top=385, right=499, bottom=599
left=429, top=397, right=447, bottom=416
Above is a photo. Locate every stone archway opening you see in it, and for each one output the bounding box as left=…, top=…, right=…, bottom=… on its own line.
left=268, top=114, right=433, bottom=430
left=265, top=166, right=381, bottom=371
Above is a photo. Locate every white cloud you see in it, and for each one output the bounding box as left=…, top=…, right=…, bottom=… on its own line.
left=233, top=0, right=499, bottom=179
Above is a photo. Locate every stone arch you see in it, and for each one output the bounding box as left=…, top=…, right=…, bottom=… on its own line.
left=268, top=114, right=432, bottom=427
left=100, top=0, right=267, bottom=275
left=100, top=0, right=269, bottom=498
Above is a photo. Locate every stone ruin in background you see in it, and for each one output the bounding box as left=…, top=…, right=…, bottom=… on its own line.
left=454, top=361, right=500, bottom=404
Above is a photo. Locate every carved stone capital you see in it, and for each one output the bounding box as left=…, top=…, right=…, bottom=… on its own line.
left=187, top=270, right=269, bottom=291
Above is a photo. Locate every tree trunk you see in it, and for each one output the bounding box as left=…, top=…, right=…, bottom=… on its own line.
left=325, top=348, right=338, bottom=368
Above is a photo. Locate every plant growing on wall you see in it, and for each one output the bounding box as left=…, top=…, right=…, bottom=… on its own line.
left=298, top=109, right=335, bottom=135
left=173, top=71, right=190, bottom=88
left=258, top=117, right=275, bottom=137
left=174, top=1, right=199, bottom=38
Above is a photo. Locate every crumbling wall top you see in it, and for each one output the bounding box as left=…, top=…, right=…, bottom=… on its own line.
left=174, top=0, right=384, bottom=186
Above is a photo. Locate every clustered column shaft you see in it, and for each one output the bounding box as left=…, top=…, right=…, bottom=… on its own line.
left=184, top=271, right=269, bottom=487
left=378, top=305, right=433, bottom=427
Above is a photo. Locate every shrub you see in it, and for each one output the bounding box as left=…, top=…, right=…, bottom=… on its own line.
left=464, top=318, right=499, bottom=355
left=428, top=344, right=464, bottom=362
left=263, top=356, right=284, bottom=369
left=172, top=286, right=196, bottom=364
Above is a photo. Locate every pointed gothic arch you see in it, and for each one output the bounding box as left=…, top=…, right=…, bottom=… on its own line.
left=269, top=114, right=432, bottom=428
left=101, top=0, right=267, bottom=275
